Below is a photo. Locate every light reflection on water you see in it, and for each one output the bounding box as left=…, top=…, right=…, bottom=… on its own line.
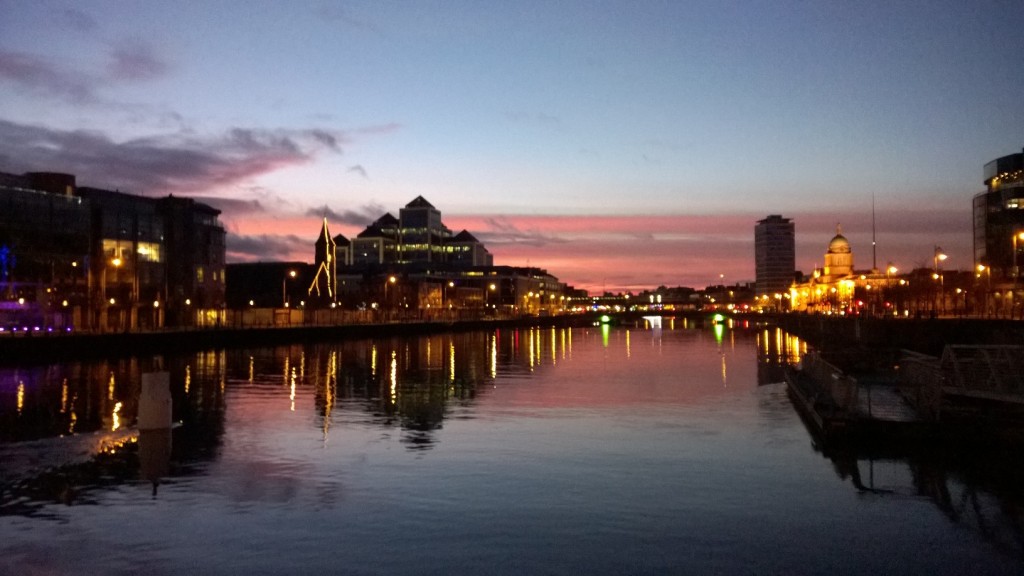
left=1, top=322, right=1023, bottom=575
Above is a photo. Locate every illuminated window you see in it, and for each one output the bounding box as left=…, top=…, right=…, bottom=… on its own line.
left=136, top=242, right=161, bottom=262
left=196, top=266, right=204, bottom=283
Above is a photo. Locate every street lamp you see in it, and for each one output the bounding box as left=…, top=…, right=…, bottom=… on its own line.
left=933, top=247, right=947, bottom=315
left=282, top=269, right=296, bottom=307
left=384, top=275, right=396, bottom=308
left=977, top=264, right=991, bottom=317
left=487, top=283, right=496, bottom=309
left=1012, top=231, right=1024, bottom=282
left=99, top=254, right=124, bottom=332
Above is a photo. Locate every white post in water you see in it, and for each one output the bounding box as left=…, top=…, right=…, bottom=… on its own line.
left=138, top=372, right=172, bottom=430
left=139, top=371, right=172, bottom=496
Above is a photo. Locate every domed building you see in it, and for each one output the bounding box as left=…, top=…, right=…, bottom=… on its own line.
left=822, top=227, right=854, bottom=282
left=789, top=225, right=864, bottom=313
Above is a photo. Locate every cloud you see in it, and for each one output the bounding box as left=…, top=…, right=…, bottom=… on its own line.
left=304, top=202, right=386, bottom=226
left=1, top=39, right=169, bottom=104
left=0, top=119, right=344, bottom=195
left=313, top=5, right=385, bottom=36
left=107, top=38, right=170, bottom=81
left=59, top=9, right=99, bottom=32
left=347, top=164, right=368, bottom=178
left=0, top=50, right=96, bottom=103
left=190, top=197, right=266, bottom=216
left=478, top=217, right=570, bottom=247
left=355, top=123, right=402, bottom=136
left=226, top=233, right=310, bottom=262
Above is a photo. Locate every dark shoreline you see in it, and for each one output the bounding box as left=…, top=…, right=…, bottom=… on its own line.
left=0, top=313, right=617, bottom=366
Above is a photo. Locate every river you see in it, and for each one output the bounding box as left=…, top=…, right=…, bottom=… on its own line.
left=1, top=318, right=1022, bottom=575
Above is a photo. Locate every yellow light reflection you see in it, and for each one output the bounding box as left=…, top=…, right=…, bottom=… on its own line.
left=371, top=345, right=378, bottom=379
left=324, top=351, right=336, bottom=440
left=551, top=327, right=557, bottom=365
left=721, top=354, right=728, bottom=387
left=184, top=365, right=191, bottom=395
left=16, top=381, right=24, bottom=415
left=290, top=366, right=297, bottom=412
left=390, top=350, right=398, bottom=404
left=625, top=329, right=631, bottom=358
left=490, top=333, right=497, bottom=380
left=107, top=372, right=115, bottom=400
left=60, top=378, right=68, bottom=414
left=111, top=401, right=123, bottom=431
left=529, top=328, right=536, bottom=369
left=449, top=342, right=456, bottom=382
left=248, top=356, right=254, bottom=384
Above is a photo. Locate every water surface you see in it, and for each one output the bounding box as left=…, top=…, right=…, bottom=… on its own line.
left=1, top=321, right=1022, bottom=575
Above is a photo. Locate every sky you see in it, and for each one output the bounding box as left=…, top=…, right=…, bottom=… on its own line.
left=1, top=1, right=1023, bottom=293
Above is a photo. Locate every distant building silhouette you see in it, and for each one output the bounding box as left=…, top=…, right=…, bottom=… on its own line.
left=754, top=215, right=795, bottom=297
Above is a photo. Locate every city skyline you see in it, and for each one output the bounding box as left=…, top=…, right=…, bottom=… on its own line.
left=2, top=2, right=1023, bottom=292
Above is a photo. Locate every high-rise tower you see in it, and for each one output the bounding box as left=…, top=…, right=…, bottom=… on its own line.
left=755, top=215, right=795, bottom=297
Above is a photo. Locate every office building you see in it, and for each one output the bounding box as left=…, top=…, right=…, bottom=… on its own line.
left=973, top=147, right=1024, bottom=282
left=0, top=169, right=225, bottom=331
left=754, top=215, right=795, bottom=297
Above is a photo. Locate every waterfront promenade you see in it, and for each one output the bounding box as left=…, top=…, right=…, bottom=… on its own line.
left=4, top=307, right=1022, bottom=367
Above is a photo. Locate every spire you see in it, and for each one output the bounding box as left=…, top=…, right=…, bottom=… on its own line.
left=321, top=217, right=330, bottom=239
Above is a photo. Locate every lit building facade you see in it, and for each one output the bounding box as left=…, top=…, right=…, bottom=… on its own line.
left=0, top=170, right=225, bottom=331
left=754, top=214, right=795, bottom=298
left=789, top=226, right=860, bottom=313
left=348, top=197, right=491, bottom=269
left=0, top=172, right=89, bottom=330
left=973, top=147, right=1024, bottom=283
left=398, top=196, right=451, bottom=263
left=303, top=196, right=563, bottom=312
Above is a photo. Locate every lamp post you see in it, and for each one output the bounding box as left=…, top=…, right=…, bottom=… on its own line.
left=885, top=264, right=898, bottom=316
left=100, top=254, right=123, bottom=332
left=933, top=246, right=947, bottom=316
left=282, top=269, right=296, bottom=308
left=1012, top=231, right=1024, bottom=283
left=384, top=275, right=396, bottom=309
left=977, top=264, right=991, bottom=317
left=487, top=283, right=496, bottom=311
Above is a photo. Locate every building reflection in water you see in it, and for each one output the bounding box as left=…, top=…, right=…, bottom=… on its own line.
left=819, top=443, right=1024, bottom=557
left=755, top=326, right=805, bottom=385
left=0, top=350, right=227, bottom=511
left=4, top=319, right=1024, bottom=554
left=756, top=325, right=1024, bottom=557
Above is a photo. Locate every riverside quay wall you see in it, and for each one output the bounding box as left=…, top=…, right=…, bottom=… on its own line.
left=771, top=314, right=1024, bottom=358
left=0, top=312, right=628, bottom=366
